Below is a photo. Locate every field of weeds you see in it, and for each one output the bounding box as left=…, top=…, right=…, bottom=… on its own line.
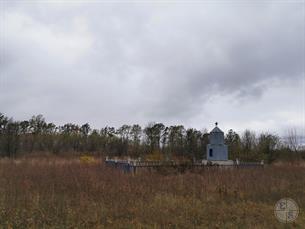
left=0, top=157, right=304, bottom=228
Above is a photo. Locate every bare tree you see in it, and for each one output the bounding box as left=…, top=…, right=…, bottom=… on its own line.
left=287, top=128, right=299, bottom=152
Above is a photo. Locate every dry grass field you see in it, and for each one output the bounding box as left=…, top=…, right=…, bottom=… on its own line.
left=0, top=157, right=304, bottom=228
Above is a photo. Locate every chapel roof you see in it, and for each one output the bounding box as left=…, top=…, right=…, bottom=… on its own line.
left=210, top=122, right=224, bottom=133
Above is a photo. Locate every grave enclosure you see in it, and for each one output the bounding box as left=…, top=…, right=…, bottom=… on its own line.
left=105, top=123, right=264, bottom=173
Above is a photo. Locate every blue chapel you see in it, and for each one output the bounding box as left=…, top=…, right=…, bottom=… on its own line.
left=206, top=123, right=228, bottom=161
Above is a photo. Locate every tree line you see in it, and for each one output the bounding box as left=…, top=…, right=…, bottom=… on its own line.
left=0, top=113, right=303, bottom=162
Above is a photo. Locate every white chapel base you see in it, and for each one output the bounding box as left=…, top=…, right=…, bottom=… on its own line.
left=202, top=160, right=234, bottom=166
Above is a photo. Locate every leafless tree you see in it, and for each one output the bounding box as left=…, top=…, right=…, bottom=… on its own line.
left=287, top=128, right=299, bottom=152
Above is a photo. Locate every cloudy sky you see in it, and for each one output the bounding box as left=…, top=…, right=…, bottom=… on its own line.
left=0, top=0, right=304, bottom=135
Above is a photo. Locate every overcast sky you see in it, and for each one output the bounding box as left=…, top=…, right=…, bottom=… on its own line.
left=0, top=0, right=304, bottom=135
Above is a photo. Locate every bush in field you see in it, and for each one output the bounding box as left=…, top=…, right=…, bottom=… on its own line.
left=79, top=155, right=96, bottom=164
left=145, top=150, right=164, bottom=161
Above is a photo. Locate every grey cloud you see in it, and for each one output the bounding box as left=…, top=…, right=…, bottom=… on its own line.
left=0, top=1, right=304, bottom=131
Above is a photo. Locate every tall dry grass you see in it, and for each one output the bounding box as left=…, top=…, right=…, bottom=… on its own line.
left=0, top=157, right=304, bottom=228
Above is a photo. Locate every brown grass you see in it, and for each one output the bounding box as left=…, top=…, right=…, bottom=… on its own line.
left=0, top=157, right=304, bottom=228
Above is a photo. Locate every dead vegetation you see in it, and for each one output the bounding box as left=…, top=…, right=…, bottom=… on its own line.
left=0, top=157, right=304, bottom=228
